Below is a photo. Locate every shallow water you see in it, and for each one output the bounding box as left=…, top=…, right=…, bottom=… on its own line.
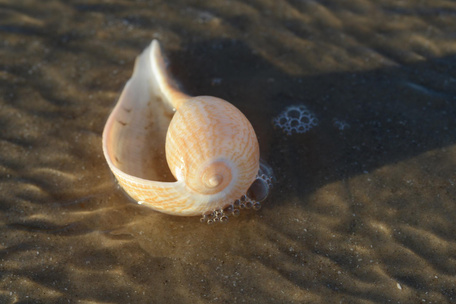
left=1, top=0, right=456, bottom=303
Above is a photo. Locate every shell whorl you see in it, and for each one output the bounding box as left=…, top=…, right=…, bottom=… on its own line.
left=195, top=160, right=232, bottom=195
left=102, top=40, right=267, bottom=217
left=165, top=96, right=260, bottom=212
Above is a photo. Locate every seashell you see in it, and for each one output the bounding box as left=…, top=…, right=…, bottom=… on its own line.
left=102, top=40, right=272, bottom=218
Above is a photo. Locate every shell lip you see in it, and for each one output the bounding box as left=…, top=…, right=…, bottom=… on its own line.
left=101, top=39, right=181, bottom=184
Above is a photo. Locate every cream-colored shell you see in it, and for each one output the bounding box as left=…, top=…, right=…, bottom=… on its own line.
left=102, top=40, right=260, bottom=216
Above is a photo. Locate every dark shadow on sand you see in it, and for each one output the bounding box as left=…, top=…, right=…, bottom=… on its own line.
left=166, top=38, right=456, bottom=203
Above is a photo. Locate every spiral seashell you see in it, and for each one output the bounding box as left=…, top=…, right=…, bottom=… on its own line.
left=102, top=40, right=272, bottom=217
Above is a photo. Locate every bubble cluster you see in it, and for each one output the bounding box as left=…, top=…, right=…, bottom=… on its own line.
left=200, top=164, right=274, bottom=224
left=333, top=119, right=350, bottom=131
left=273, top=105, right=318, bottom=135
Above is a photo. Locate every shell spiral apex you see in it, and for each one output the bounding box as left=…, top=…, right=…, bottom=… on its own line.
left=102, top=40, right=273, bottom=221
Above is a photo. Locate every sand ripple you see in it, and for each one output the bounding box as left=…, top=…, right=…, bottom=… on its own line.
left=1, top=0, right=456, bottom=303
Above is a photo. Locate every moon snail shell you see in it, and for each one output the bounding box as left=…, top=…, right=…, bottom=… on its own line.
left=102, top=40, right=273, bottom=222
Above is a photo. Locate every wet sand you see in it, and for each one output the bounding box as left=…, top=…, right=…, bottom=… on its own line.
left=1, top=0, right=456, bottom=303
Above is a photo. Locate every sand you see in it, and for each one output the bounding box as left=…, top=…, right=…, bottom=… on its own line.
left=1, top=0, right=456, bottom=303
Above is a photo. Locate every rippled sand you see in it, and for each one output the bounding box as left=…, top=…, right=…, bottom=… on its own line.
left=1, top=0, right=456, bottom=303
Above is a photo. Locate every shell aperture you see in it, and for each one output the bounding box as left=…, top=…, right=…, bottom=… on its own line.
left=102, top=40, right=272, bottom=218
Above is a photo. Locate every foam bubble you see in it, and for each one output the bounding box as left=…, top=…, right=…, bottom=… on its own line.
left=333, top=119, right=350, bottom=131
left=273, top=105, right=318, bottom=135
left=200, top=162, right=274, bottom=224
